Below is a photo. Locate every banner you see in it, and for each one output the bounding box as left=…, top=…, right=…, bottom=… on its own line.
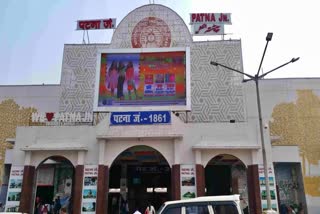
left=180, top=165, right=197, bottom=199
left=5, top=166, right=24, bottom=212
left=81, top=165, right=98, bottom=214
left=259, top=165, right=279, bottom=212
left=94, top=47, right=190, bottom=112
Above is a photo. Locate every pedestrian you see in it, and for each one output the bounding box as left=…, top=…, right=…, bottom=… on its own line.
left=133, top=208, right=142, bottom=214
left=240, top=196, right=248, bottom=214
left=120, top=196, right=129, bottom=214
left=40, top=204, right=48, bottom=214
left=53, top=196, right=61, bottom=214
left=35, top=196, right=41, bottom=214
left=144, top=202, right=155, bottom=214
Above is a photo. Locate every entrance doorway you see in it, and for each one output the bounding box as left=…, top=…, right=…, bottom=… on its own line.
left=274, top=163, right=307, bottom=213
left=34, top=156, right=74, bottom=214
left=205, top=154, right=248, bottom=209
left=108, top=145, right=171, bottom=213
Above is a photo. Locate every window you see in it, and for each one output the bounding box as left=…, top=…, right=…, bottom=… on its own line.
left=162, top=206, right=181, bottom=214
left=186, top=204, right=209, bottom=214
left=212, top=204, right=238, bottom=214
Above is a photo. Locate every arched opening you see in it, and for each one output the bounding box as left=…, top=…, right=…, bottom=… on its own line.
left=205, top=154, right=249, bottom=209
left=108, top=145, right=171, bottom=213
left=34, top=156, right=74, bottom=214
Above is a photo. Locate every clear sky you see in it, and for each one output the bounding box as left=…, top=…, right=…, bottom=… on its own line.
left=0, top=0, right=319, bottom=85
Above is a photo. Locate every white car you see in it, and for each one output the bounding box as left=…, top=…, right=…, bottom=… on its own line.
left=157, top=195, right=243, bottom=214
left=0, top=213, right=27, bottom=214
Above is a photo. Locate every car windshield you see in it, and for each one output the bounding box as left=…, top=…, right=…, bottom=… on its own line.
left=157, top=203, right=166, bottom=214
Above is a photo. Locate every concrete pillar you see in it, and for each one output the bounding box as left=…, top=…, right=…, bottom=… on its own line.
left=195, top=150, right=202, bottom=165
left=19, top=165, right=35, bottom=213
left=196, top=164, right=205, bottom=197
left=96, top=165, right=109, bottom=214
left=173, top=139, right=181, bottom=164
left=247, top=164, right=262, bottom=214
left=73, top=165, right=84, bottom=214
left=171, top=164, right=180, bottom=200
left=98, top=140, right=106, bottom=165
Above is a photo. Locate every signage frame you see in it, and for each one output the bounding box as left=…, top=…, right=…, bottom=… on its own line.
left=81, top=165, right=98, bottom=214
left=110, top=111, right=171, bottom=125
left=5, top=166, right=24, bottom=212
left=258, top=164, right=279, bottom=212
left=93, top=47, right=191, bottom=112
left=180, top=164, right=197, bottom=199
left=76, top=18, right=116, bottom=30
left=189, top=13, right=232, bottom=25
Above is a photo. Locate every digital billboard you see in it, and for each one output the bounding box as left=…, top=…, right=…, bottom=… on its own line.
left=94, top=47, right=190, bottom=111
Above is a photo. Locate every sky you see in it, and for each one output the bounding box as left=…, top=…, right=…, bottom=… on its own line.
left=0, top=0, right=319, bottom=85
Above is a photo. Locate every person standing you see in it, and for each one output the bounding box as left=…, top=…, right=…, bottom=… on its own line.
left=107, top=61, right=118, bottom=97
left=117, top=61, right=126, bottom=100
left=125, top=61, right=138, bottom=100
left=53, top=196, right=61, bottom=214
left=144, top=202, right=155, bottom=214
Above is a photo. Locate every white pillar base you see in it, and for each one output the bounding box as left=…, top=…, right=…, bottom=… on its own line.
left=263, top=210, right=278, bottom=214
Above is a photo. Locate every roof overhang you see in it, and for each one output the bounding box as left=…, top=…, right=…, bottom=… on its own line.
left=192, top=144, right=260, bottom=150
left=21, top=142, right=88, bottom=151
left=97, top=134, right=183, bottom=141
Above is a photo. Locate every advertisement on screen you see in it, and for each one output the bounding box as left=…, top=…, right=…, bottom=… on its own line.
left=94, top=47, right=190, bottom=112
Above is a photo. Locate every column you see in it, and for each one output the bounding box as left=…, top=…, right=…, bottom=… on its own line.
left=73, top=165, right=84, bottom=214
left=196, top=164, right=205, bottom=197
left=96, top=140, right=108, bottom=213
left=171, top=164, right=180, bottom=200
left=96, top=165, right=109, bottom=214
left=247, top=164, right=262, bottom=214
left=19, top=165, right=35, bottom=213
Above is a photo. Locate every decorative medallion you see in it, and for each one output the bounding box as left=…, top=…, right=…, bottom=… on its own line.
left=131, top=17, right=171, bottom=48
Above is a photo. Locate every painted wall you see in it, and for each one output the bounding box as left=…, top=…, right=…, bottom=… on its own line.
left=13, top=125, right=97, bottom=166
left=244, top=78, right=320, bottom=213
left=0, top=85, right=60, bottom=185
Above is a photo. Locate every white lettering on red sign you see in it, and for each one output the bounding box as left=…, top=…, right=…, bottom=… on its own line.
left=76, top=19, right=116, bottom=30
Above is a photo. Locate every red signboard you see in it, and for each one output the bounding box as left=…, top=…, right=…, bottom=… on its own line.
left=76, top=19, right=116, bottom=30
left=190, top=13, right=232, bottom=25
left=189, top=13, right=231, bottom=36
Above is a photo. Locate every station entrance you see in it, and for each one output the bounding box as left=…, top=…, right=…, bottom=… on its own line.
left=205, top=154, right=249, bottom=210
left=34, top=156, right=74, bottom=214
left=108, top=145, right=171, bottom=213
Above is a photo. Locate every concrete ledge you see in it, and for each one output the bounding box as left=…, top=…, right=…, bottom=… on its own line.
left=192, top=144, right=261, bottom=150
left=21, top=142, right=88, bottom=151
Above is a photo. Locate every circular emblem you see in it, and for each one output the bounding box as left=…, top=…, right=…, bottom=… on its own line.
left=131, top=17, right=171, bottom=48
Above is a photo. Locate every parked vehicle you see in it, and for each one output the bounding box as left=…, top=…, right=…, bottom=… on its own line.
left=157, top=195, right=243, bottom=214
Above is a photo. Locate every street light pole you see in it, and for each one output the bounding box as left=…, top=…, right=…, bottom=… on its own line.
left=255, top=76, right=272, bottom=211
left=210, top=32, right=299, bottom=213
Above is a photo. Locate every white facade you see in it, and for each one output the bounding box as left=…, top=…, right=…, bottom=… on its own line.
left=1, top=3, right=319, bottom=214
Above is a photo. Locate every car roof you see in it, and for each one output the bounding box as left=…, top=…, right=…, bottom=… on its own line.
left=163, top=195, right=240, bottom=206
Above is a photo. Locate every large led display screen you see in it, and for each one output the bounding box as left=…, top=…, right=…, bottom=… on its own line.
left=94, top=48, right=190, bottom=111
